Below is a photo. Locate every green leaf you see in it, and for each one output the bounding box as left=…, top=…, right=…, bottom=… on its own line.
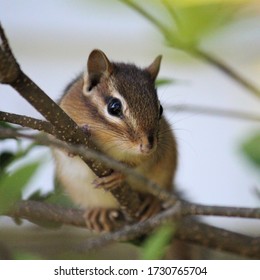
left=28, top=187, right=73, bottom=208
left=242, top=133, right=260, bottom=168
left=156, top=78, right=175, bottom=87
left=122, top=1, right=243, bottom=50
left=0, top=121, right=14, bottom=129
left=44, top=188, right=73, bottom=207
left=0, top=162, right=40, bottom=214
left=141, top=223, right=175, bottom=260
left=156, top=77, right=188, bottom=87
left=174, top=3, right=237, bottom=45
left=0, top=152, right=15, bottom=172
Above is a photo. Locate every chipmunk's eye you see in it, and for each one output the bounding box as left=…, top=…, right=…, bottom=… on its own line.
left=159, top=104, right=163, bottom=118
left=107, top=98, right=122, bottom=117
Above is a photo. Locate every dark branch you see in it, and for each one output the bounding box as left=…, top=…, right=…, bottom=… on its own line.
left=0, top=23, right=20, bottom=84
left=176, top=218, right=260, bottom=259
left=181, top=202, right=260, bottom=219
left=0, top=23, right=141, bottom=219
left=11, top=200, right=86, bottom=227
left=4, top=198, right=260, bottom=258
left=3, top=128, right=260, bottom=221
left=80, top=205, right=260, bottom=259
left=0, top=111, right=55, bottom=134
left=0, top=128, right=177, bottom=204
left=1, top=18, right=260, bottom=259
left=2, top=127, right=259, bottom=258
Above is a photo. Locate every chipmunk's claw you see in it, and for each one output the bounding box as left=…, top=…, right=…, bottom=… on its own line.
left=92, top=171, right=125, bottom=191
left=136, top=193, right=163, bottom=221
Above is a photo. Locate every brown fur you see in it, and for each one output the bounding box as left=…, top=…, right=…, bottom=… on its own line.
left=54, top=49, right=178, bottom=210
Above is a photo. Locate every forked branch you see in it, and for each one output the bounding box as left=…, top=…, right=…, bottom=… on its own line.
left=6, top=199, right=260, bottom=259
left=1, top=19, right=260, bottom=259
left=0, top=23, right=141, bottom=219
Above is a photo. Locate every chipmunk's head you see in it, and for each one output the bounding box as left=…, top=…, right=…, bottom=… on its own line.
left=82, top=49, right=163, bottom=165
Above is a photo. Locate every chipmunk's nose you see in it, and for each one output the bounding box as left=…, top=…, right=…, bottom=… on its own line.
left=140, top=134, right=156, bottom=154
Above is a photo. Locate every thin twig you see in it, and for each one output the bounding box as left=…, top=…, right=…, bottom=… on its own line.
left=162, top=0, right=181, bottom=30
left=4, top=127, right=260, bottom=224
left=3, top=128, right=260, bottom=227
left=168, top=104, right=260, bottom=122
left=80, top=202, right=183, bottom=250
left=192, top=48, right=260, bottom=100
left=11, top=200, right=86, bottom=227
left=82, top=202, right=260, bottom=251
left=176, top=218, right=260, bottom=259
left=0, top=127, right=177, bottom=203
left=181, top=202, right=260, bottom=219
left=6, top=199, right=260, bottom=258
left=80, top=203, right=260, bottom=258
left=119, top=0, right=169, bottom=35
left=0, top=111, right=55, bottom=134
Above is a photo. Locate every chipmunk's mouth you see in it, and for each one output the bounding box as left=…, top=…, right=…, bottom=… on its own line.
left=139, top=134, right=156, bottom=155
left=93, top=130, right=158, bottom=165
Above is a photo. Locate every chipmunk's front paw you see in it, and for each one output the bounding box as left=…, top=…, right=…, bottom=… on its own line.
left=136, top=193, right=163, bottom=221
left=84, top=208, right=124, bottom=232
left=92, top=171, right=125, bottom=191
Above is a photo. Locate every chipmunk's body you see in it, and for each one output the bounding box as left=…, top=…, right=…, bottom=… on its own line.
left=54, top=50, right=177, bottom=229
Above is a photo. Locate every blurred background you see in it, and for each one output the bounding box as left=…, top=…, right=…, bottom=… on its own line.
left=0, top=0, right=260, bottom=258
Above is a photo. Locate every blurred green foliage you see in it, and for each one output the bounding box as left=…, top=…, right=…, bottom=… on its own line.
left=0, top=162, right=40, bottom=214
left=0, top=122, right=71, bottom=210
left=0, top=123, right=42, bottom=214
left=0, top=0, right=258, bottom=260
left=121, top=0, right=248, bottom=51
left=141, top=223, right=175, bottom=259
left=121, top=0, right=260, bottom=260
left=242, top=133, right=260, bottom=169
left=28, top=180, right=73, bottom=208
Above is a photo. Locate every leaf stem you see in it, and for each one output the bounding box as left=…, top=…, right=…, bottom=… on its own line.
left=121, top=1, right=260, bottom=100
left=119, top=0, right=169, bottom=34
left=192, top=47, right=260, bottom=100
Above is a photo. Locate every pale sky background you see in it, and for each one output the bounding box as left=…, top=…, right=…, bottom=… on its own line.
left=0, top=0, right=260, bottom=234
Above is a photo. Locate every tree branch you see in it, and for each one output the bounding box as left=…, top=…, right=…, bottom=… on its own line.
left=6, top=199, right=260, bottom=258
left=0, top=128, right=177, bottom=204
left=79, top=205, right=260, bottom=259
left=0, top=23, right=20, bottom=84
left=0, top=23, right=141, bottom=220
left=3, top=127, right=260, bottom=258
left=176, top=218, right=260, bottom=259
left=11, top=200, right=86, bottom=227
left=0, top=111, right=55, bottom=135
left=2, top=102, right=259, bottom=140
left=1, top=16, right=260, bottom=259
left=181, top=202, right=260, bottom=219
left=119, top=0, right=169, bottom=35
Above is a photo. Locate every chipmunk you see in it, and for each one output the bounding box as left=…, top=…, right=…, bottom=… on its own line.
left=53, top=49, right=178, bottom=231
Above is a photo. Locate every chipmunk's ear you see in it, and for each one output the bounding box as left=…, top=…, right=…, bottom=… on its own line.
left=146, top=55, right=162, bottom=82
left=84, top=49, right=113, bottom=93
